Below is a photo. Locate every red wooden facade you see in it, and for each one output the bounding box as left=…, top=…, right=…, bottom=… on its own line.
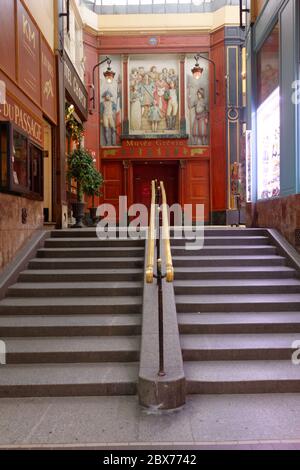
left=83, top=31, right=228, bottom=223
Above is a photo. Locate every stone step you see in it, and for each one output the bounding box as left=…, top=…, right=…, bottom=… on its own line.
left=3, top=336, right=141, bottom=364
left=178, top=312, right=300, bottom=334
left=173, top=255, right=286, bottom=267
left=176, top=293, right=300, bottom=312
left=18, top=268, right=143, bottom=283
left=0, top=296, right=142, bottom=315
left=51, top=228, right=267, bottom=239
left=50, top=230, right=146, bottom=239
left=181, top=333, right=300, bottom=360
left=28, top=258, right=144, bottom=270
left=0, top=363, right=138, bottom=397
left=0, top=314, right=141, bottom=337
left=171, top=236, right=271, bottom=246
left=169, top=228, right=267, bottom=237
left=174, top=266, right=296, bottom=280
left=51, top=229, right=102, bottom=238
left=174, top=279, right=300, bottom=295
left=184, top=361, right=300, bottom=394
left=171, top=246, right=277, bottom=256
left=45, top=238, right=145, bottom=248
left=37, top=247, right=145, bottom=258
left=7, top=282, right=143, bottom=298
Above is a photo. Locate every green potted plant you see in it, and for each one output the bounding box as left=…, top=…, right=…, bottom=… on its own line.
left=67, top=148, right=99, bottom=228
left=83, top=166, right=104, bottom=225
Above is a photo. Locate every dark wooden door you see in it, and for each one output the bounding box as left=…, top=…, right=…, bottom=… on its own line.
left=133, top=163, right=178, bottom=209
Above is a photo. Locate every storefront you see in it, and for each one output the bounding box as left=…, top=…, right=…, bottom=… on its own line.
left=246, top=0, right=300, bottom=246
left=84, top=28, right=245, bottom=224
left=0, top=0, right=57, bottom=270
left=63, top=51, right=88, bottom=218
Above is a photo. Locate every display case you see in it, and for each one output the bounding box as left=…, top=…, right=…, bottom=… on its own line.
left=0, top=121, right=43, bottom=199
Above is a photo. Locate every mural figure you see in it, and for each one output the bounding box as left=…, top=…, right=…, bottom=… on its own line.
left=148, top=100, right=163, bottom=132
left=130, top=84, right=142, bottom=131
left=100, top=90, right=117, bottom=146
left=129, top=60, right=179, bottom=134
left=186, top=56, right=210, bottom=145
left=166, top=80, right=178, bottom=130
left=140, top=74, right=155, bottom=118
left=100, top=56, right=122, bottom=147
left=189, top=88, right=209, bottom=145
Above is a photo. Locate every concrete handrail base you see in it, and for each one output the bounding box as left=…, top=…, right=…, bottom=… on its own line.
left=138, top=238, right=186, bottom=410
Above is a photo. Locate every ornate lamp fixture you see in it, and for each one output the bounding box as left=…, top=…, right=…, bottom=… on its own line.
left=192, top=53, right=218, bottom=104
left=90, top=57, right=115, bottom=110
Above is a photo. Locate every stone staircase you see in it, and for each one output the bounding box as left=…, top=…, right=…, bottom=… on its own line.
left=0, top=230, right=144, bottom=397
left=172, top=228, right=300, bottom=394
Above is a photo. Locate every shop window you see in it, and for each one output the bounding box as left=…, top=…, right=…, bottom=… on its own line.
left=29, top=143, right=43, bottom=197
left=0, top=123, right=9, bottom=189
left=11, top=129, right=28, bottom=191
left=257, top=23, right=279, bottom=106
left=256, top=23, right=280, bottom=200
left=0, top=122, right=43, bottom=199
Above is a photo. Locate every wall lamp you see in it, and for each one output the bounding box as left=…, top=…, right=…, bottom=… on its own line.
left=192, top=54, right=218, bottom=104
left=59, top=0, right=70, bottom=33
left=90, top=57, right=115, bottom=110
left=239, top=0, right=250, bottom=31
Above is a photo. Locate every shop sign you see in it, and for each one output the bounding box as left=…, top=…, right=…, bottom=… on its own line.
left=41, top=37, right=57, bottom=124
left=0, top=92, right=43, bottom=146
left=17, top=0, right=41, bottom=105
left=64, top=52, right=88, bottom=121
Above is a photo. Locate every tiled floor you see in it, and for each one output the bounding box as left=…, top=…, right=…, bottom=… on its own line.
left=1, top=394, right=300, bottom=449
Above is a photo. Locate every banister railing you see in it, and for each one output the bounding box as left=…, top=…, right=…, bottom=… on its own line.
left=145, top=180, right=156, bottom=284
left=144, top=180, right=174, bottom=376
left=160, top=181, right=174, bottom=283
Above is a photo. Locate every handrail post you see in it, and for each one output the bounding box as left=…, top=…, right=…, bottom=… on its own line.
left=155, top=184, right=165, bottom=377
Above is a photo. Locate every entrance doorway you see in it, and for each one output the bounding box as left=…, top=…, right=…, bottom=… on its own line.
left=133, top=162, right=179, bottom=209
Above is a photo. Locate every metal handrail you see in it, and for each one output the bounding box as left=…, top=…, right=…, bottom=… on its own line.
left=160, top=181, right=174, bottom=283
left=145, top=180, right=156, bottom=284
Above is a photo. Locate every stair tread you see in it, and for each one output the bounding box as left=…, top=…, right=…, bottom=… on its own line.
left=173, top=236, right=269, bottom=241
left=0, top=314, right=141, bottom=328
left=175, top=266, right=295, bottom=273
left=30, top=257, right=144, bottom=263
left=9, top=281, right=143, bottom=290
left=38, top=247, right=144, bottom=252
left=0, top=296, right=142, bottom=307
left=46, top=237, right=144, bottom=242
left=181, top=333, right=300, bottom=349
left=21, top=268, right=142, bottom=275
left=178, top=312, right=300, bottom=325
left=3, top=336, right=141, bottom=353
left=173, top=255, right=284, bottom=260
left=175, top=279, right=300, bottom=287
left=176, top=293, right=300, bottom=303
left=0, top=363, right=139, bottom=386
left=173, top=245, right=274, bottom=250
left=184, top=360, right=300, bottom=381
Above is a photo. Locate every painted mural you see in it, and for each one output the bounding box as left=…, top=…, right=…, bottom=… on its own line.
left=100, top=55, right=122, bottom=147
left=186, top=55, right=210, bottom=146
left=129, top=56, right=179, bottom=135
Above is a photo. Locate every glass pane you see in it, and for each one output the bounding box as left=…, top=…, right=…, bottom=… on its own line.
left=257, top=87, right=280, bottom=199
left=257, top=23, right=279, bottom=106
left=12, top=130, right=28, bottom=188
left=0, top=124, right=8, bottom=188
left=30, top=144, right=43, bottom=195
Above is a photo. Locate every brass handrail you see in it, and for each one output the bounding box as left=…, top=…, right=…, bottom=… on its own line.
left=160, top=181, right=174, bottom=283
left=145, top=180, right=156, bottom=283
